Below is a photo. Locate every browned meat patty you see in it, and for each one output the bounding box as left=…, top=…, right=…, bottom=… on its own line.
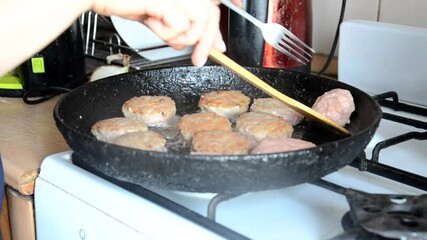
left=91, top=117, right=148, bottom=142
left=191, top=130, right=251, bottom=155
left=311, top=88, right=355, bottom=126
left=198, top=90, right=250, bottom=118
left=236, top=112, right=294, bottom=144
left=112, top=130, right=167, bottom=152
left=251, top=137, right=316, bottom=154
left=122, top=96, right=176, bottom=127
left=177, top=112, right=232, bottom=141
left=250, top=97, right=304, bottom=126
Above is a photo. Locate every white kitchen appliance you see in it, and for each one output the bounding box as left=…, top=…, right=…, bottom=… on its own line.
left=338, top=20, right=427, bottom=106
left=35, top=20, right=427, bottom=239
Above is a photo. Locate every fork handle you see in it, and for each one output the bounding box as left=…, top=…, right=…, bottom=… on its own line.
left=219, top=0, right=263, bottom=28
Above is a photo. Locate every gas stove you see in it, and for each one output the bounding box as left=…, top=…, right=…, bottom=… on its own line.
left=34, top=20, right=427, bottom=240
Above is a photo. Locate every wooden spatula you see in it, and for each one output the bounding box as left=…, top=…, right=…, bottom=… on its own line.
left=209, top=48, right=350, bottom=135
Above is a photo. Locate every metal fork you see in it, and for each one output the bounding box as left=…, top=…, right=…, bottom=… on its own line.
left=220, top=0, right=315, bottom=65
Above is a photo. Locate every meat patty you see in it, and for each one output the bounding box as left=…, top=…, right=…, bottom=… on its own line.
left=122, top=95, right=176, bottom=127
left=311, top=88, right=355, bottom=126
left=250, top=97, right=304, bottom=126
left=191, top=130, right=251, bottom=155
left=198, top=90, right=250, bottom=118
left=236, top=112, right=294, bottom=144
left=112, top=130, right=167, bottom=152
left=91, top=117, right=148, bottom=142
left=251, top=137, right=316, bottom=154
left=177, top=112, right=232, bottom=141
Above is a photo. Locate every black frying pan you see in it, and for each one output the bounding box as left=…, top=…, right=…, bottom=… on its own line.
left=54, top=66, right=382, bottom=194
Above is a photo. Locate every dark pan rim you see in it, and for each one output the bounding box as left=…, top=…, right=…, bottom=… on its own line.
left=53, top=66, right=382, bottom=162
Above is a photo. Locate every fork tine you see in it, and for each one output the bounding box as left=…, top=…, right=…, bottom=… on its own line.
left=279, top=43, right=310, bottom=63
left=273, top=43, right=307, bottom=65
left=282, top=28, right=315, bottom=53
left=279, top=37, right=312, bottom=61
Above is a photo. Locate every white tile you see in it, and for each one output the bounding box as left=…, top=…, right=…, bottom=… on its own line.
left=312, top=0, right=341, bottom=55
left=312, top=0, right=379, bottom=55
left=379, top=0, right=427, bottom=28
left=345, top=0, right=379, bottom=21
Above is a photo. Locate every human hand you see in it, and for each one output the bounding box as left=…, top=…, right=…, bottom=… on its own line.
left=92, top=0, right=241, bottom=67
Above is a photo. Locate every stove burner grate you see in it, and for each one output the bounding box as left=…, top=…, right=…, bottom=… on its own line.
left=348, top=92, right=427, bottom=190
left=333, top=190, right=427, bottom=240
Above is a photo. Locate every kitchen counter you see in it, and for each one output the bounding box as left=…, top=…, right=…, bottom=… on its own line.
left=0, top=96, right=69, bottom=195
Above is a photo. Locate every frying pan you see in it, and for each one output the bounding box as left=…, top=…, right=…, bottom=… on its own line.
left=54, top=66, right=382, bottom=194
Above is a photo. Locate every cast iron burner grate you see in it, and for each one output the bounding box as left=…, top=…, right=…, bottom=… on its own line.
left=334, top=190, right=427, bottom=240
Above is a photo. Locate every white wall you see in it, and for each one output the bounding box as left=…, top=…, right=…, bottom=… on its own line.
left=312, top=0, right=427, bottom=55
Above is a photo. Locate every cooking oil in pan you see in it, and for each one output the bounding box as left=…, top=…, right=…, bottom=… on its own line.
left=150, top=115, right=191, bottom=154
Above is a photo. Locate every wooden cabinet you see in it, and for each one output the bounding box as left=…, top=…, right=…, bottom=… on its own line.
left=6, top=187, right=35, bottom=240
left=0, top=193, right=11, bottom=240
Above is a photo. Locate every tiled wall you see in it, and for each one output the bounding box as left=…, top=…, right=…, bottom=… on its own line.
left=312, top=0, right=427, bottom=55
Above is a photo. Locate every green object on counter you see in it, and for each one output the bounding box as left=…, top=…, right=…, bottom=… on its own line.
left=0, top=73, right=23, bottom=90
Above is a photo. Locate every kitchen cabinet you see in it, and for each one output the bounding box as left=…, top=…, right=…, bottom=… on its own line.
left=1, top=195, right=11, bottom=240
left=6, top=188, right=35, bottom=240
